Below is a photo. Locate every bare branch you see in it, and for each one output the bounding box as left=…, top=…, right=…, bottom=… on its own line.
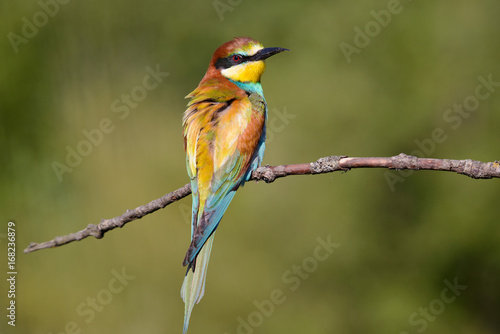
left=24, top=154, right=499, bottom=254
left=24, top=183, right=192, bottom=253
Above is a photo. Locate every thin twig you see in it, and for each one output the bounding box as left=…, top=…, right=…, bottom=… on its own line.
left=24, top=154, right=499, bottom=254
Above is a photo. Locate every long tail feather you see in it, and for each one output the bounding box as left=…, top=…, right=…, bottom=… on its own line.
left=181, top=233, right=216, bottom=334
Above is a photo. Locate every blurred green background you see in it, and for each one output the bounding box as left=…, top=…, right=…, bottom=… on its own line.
left=1, top=0, right=499, bottom=333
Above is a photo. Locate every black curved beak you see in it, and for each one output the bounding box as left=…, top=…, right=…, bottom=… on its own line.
left=251, top=47, right=289, bottom=61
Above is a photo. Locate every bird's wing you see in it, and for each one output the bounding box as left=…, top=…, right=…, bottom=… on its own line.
left=182, top=92, right=261, bottom=268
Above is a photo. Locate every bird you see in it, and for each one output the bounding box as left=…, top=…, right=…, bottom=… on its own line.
left=180, top=37, right=288, bottom=333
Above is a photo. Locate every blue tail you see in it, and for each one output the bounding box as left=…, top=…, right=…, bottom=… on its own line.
left=180, top=233, right=215, bottom=334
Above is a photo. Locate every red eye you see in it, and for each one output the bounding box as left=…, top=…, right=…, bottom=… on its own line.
left=232, top=55, right=242, bottom=62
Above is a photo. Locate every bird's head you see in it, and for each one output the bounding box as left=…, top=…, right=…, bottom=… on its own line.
left=208, top=37, right=288, bottom=84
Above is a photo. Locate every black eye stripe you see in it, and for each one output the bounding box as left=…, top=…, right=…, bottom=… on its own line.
left=215, top=54, right=251, bottom=70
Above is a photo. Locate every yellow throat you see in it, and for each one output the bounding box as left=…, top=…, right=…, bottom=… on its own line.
left=221, top=60, right=266, bottom=83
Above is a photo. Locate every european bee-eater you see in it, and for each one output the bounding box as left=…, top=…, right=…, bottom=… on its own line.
left=181, top=37, right=288, bottom=333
